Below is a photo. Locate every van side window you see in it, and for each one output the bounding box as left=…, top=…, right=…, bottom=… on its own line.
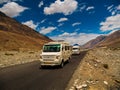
left=65, top=46, right=70, bottom=50
left=62, top=47, right=64, bottom=51
left=65, top=46, right=67, bottom=50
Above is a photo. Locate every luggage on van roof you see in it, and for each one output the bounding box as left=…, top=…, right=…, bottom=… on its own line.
left=73, top=44, right=79, bottom=46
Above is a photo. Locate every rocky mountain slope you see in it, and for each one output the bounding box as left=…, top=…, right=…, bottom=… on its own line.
left=83, top=30, right=120, bottom=49
left=96, top=30, right=120, bottom=48
left=66, top=47, right=120, bottom=90
left=66, top=30, right=120, bottom=90
left=0, top=11, right=52, bottom=51
left=83, top=35, right=107, bottom=49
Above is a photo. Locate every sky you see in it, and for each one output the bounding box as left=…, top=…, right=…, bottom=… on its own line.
left=0, top=0, right=120, bottom=45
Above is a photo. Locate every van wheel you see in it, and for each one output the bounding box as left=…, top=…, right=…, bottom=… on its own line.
left=69, top=56, right=71, bottom=60
left=67, top=57, right=71, bottom=63
left=67, top=59, right=69, bottom=63
left=60, top=61, right=64, bottom=68
left=40, top=66, right=43, bottom=69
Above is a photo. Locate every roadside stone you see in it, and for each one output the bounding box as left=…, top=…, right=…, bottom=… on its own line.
left=69, top=86, right=74, bottom=90
left=73, top=79, right=79, bottom=86
left=104, top=81, right=108, bottom=85
left=82, top=83, right=88, bottom=88
left=75, top=83, right=88, bottom=90
left=94, top=63, right=97, bottom=67
left=0, top=63, right=4, bottom=68
left=75, top=85, right=83, bottom=90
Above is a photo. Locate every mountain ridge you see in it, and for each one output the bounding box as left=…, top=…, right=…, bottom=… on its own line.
left=0, top=11, right=52, bottom=51
left=96, top=30, right=120, bottom=48
left=82, top=30, right=120, bottom=49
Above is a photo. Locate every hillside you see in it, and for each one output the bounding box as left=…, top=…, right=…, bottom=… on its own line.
left=82, top=30, right=120, bottom=49
left=83, top=35, right=107, bottom=49
left=0, top=11, right=52, bottom=51
left=96, top=30, right=120, bottom=48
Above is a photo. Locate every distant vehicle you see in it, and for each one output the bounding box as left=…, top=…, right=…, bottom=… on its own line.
left=72, top=44, right=80, bottom=54
left=40, top=41, right=72, bottom=68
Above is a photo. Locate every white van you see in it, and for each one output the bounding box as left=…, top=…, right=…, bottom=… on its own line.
left=72, top=45, right=80, bottom=54
left=40, top=41, right=72, bottom=68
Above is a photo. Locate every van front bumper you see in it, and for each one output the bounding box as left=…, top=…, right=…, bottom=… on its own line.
left=40, top=60, right=61, bottom=66
left=72, top=51, right=80, bottom=54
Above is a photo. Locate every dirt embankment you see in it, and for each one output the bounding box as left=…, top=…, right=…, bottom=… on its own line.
left=0, top=50, right=41, bottom=68
left=66, top=47, right=120, bottom=90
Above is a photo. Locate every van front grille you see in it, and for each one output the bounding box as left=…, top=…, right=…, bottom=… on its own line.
left=42, top=55, right=56, bottom=61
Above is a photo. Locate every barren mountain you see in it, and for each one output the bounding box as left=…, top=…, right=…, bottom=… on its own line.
left=0, top=11, right=52, bottom=51
left=83, top=30, right=120, bottom=49
left=96, top=30, right=120, bottom=48
left=83, top=35, right=107, bottom=49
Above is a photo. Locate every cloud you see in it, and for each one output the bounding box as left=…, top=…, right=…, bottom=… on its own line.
left=38, top=1, right=44, bottom=8
left=44, top=0, right=78, bottom=15
left=100, top=14, right=120, bottom=31
left=50, top=32, right=100, bottom=45
left=0, top=0, right=23, bottom=4
left=107, top=5, right=120, bottom=15
left=58, top=23, right=64, bottom=27
left=39, top=26, right=57, bottom=34
left=86, top=6, right=94, bottom=11
left=57, top=17, right=68, bottom=22
left=75, top=28, right=80, bottom=31
left=59, top=32, right=77, bottom=37
left=79, top=3, right=86, bottom=12
left=0, top=2, right=28, bottom=17
left=107, top=5, right=113, bottom=11
left=72, top=22, right=81, bottom=27
left=0, top=0, right=9, bottom=4
left=79, top=4, right=94, bottom=13
left=40, top=19, right=46, bottom=23
left=117, top=5, right=120, bottom=10
left=22, top=20, right=38, bottom=29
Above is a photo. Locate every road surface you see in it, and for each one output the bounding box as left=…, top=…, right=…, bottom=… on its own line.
left=0, top=51, right=87, bottom=90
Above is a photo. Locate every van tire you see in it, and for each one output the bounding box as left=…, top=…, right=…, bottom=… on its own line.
left=40, top=65, right=44, bottom=69
left=67, top=56, right=71, bottom=63
left=60, top=61, right=64, bottom=68
left=67, top=59, right=69, bottom=63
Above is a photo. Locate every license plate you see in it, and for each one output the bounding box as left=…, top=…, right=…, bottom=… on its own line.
left=44, top=62, right=52, bottom=64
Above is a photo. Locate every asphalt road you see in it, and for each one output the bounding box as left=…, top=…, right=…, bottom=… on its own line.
left=0, top=51, right=87, bottom=90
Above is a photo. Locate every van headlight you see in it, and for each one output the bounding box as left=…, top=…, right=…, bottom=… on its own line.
left=56, top=55, right=60, bottom=59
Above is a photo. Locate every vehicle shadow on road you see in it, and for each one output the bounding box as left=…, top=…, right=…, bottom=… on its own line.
left=39, top=61, right=69, bottom=70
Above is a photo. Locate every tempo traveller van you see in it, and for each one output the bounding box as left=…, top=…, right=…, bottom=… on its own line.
left=40, top=41, right=72, bottom=68
left=72, top=45, right=80, bottom=54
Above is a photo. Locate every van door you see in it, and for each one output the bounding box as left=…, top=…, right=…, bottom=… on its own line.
left=64, top=46, right=68, bottom=61
left=62, top=46, right=66, bottom=61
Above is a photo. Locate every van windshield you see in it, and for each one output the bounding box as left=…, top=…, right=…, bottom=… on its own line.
left=73, top=48, right=79, bottom=50
left=43, top=44, right=61, bottom=52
